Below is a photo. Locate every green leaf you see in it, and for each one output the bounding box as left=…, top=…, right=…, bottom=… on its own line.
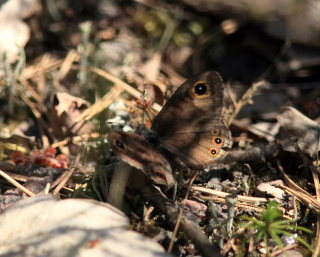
left=295, top=236, right=314, bottom=252
left=269, top=229, right=284, bottom=248
left=262, top=201, right=282, bottom=222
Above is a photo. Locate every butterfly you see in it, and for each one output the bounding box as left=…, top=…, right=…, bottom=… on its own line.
left=108, top=71, right=232, bottom=188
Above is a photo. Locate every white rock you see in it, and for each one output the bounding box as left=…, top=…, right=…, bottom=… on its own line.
left=0, top=195, right=171, bottom=257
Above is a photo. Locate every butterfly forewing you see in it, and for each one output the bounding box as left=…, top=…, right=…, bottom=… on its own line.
left=152, top=71, right=224, bottom=135
left=151, top=70, right=232, bottom=169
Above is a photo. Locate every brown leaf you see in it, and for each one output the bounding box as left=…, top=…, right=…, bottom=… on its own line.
left=48, top=92, right=94, bottom=137
left=277, top=106, right=320, bottom=156
left=140, top=52, right=162, bottom=82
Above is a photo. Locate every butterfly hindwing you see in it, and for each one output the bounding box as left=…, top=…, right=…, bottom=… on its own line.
left=108, top=132, right=175, bottom=187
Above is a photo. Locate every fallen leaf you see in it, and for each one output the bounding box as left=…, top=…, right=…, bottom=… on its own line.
left=277, top=106, right=320, bottom=156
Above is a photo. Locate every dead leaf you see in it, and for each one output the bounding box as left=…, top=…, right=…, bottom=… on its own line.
left=181, top=199, right=207, bottom=216
left=140, top=52, right=162, bottom=82
left=48, top=92, right=95, bottom=137
left=256, top=180, right=285, bottom=200
left=277, top=106, right=320, bottom=156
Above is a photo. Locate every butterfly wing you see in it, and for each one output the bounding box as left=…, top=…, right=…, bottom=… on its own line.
left=108, top=132, right=175, bottom=188
left=151, top=71, right=232, bottom=169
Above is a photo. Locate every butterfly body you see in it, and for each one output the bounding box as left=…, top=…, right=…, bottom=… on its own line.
left=108, top=71, right=232, bottom=188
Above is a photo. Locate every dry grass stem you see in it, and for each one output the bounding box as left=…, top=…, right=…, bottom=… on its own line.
left=277, top=161, right=320, bottom=213
left=4, top=171, right=73, bottom=193
left=18, top=89, right=51, bottom=137
left=168, top=172, right=198, bottom=253
left=4, top=171, right=29, bottom=182
left=90, top=67, right=162, bottom=113
left=18, top=76, right=43, bottom=104
left=20, top=54, right=63, bottom=80
left=192, top=186, right=268, bottom=203
left=53, top=167, right=77, bottom=195
left=311, top=167, right=320, bottom=257
left=0, top=169, right=35, bottom=197
left=228, top=80, right=266, bottom=125
left=75, top=85, right=124, bottom=122
left=58, top=50, right=80, bottom=80
left=277, top=160, right=315, bottom=198
left=52, top=154, right=81, bottom=195
left=51, top=133, right=101, bottom=148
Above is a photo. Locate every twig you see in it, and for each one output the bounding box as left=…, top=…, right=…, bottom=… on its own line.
left=75, top=85, right=123, bottom=122
left=277, top=160, right=320, bottom=213
left=51, top=133, right=101, bottom=148
left=168, top=172, right=198, bottom=252
left=195, top=186, right=270, bottom=217
left=3, top=171, right=29, bottom=182
left=20, top=53, right=62, bottom=80
left=58, top=50, right=79, bottom=80
left=312, top=168, right=320, bottom=257
left=222, top=144, right=279, bottom=163
left=4, top=171, right=73, bottom=193
left=228, top=80, right=266, bottom=125
left=17, top=87, right=53, bottom=142
left=52, top=154, right=81, bottom=195
left=0, top=169, right=35, bottom=197
left=192, top=186, right=268, bottom=203
left=90, top=67, right=162, bottom=113
left=296, top=146, right=320, bottom=257
left=52, top=167, right=77, bottom=195
left=131, top=176, right=222, bottom=257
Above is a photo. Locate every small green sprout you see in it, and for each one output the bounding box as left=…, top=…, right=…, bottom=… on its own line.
left=243, top=201, right=313, bottom=255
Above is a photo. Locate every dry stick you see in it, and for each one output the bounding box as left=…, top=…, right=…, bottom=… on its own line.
left=18, top=89, right=53, bottom=141
left=222, top=144, right=280, bottom=163
left=52, top=154, right=81, bottom=195
left=0, top=169, right=35, bottom=197
left=314, top=219, right=320, bottom=257
left=192, top=186, right=268, bottom=203
left=199, top=194, right=292, bottom=219
left=58, top=50, right=79, bottom=80
left=20, top=55, right=63, bottom=80
left=277, top=161, right=320, bottom=212
left=305, top=161, right=320, bottom=257
left=312, top=172, right=320, bottom=257
left=278, top=184, right=320, bottom=213
left=4, top=171, right=73, bottom=192
left=52, top=167, right=77, bottom=195
left=138, top=183, right=222, bottom=257
left=168, top=172, right=198, bottom=252
left=3, top=171, right=29, bottom=182
left=296, top=148, right=320, bottom=257
left=228, top=80, right=266, bottom=126
left=51, top=133, right=101, bottom=148
left=19, top=76, right=43, bottom=104
left=90, top=67, right=162, bottom=113
left=75, top=85, right=124, bottom=122
left=277, top=161, right=319, bottom=202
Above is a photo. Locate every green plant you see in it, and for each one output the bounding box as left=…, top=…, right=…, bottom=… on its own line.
left=243, top=201, right=313, bottom=255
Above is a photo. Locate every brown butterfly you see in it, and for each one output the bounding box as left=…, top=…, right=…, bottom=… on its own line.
left=108, top=71, right=232, bottom=188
